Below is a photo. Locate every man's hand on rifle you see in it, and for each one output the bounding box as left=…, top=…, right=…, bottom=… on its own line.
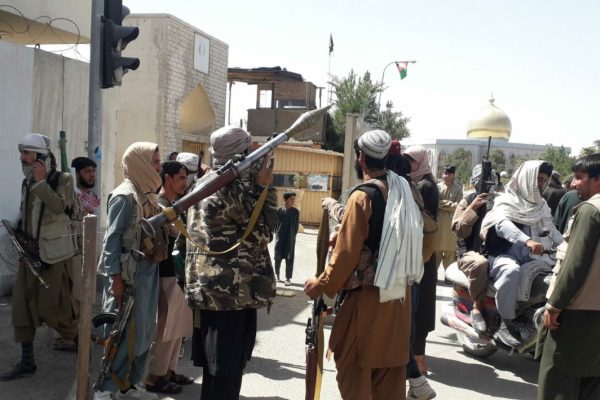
left=32, top=160, right=48, bottom=182
left=110, top=274, right=125, bottom=307
left=304, top=277, right=322, bottom=300
left=256, top=153, right=274, bottom=186
left=525, top=240, right=545, bottom=255
left=468, top=193, right=488, bottom=211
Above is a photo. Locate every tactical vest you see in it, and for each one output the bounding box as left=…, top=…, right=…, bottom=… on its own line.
left=342, top=178, right=387, bottom=290
left=457, top=192, right=485, bottom=257
left=97, top=181, right=142, bottom=285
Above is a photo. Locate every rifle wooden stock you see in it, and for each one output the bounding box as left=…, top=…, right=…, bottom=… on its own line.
left=1, top=219, right=49, bottom=288
left=142, top=105, right=330, bottom=236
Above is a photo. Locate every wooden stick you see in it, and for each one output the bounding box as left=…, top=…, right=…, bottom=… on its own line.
left=76, top=215, right=98, bottom=400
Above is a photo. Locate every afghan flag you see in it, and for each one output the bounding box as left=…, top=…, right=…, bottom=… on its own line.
left=396, top=62, right=408, bottom=80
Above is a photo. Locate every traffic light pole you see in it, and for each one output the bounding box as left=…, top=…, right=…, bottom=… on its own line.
left=87, top=0, right=103, bottom=204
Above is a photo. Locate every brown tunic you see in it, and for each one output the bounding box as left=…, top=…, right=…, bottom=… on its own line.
left=317, top=190, right=411, bottom=368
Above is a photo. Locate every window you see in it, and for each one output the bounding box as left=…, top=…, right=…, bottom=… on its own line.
left=272, top=174, right=295, bottom=188
left=259, top=90, right=272, bottom=109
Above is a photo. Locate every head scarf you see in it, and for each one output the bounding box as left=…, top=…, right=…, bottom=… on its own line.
left=122, top=142, right=162, bottom=219
left=19, top=133, right=52, bottom=179
left=404, top=145, right=432, bottom=182
left=210, top=126, right=252, bottom=166
left=388, top=139, right=401, bottom=156
left=358, top=130, right=392, bottom=159
left=480, top=160, right=554, bottom=239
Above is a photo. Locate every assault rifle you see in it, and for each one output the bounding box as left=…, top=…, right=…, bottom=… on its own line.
left=305, top=209, right=332, bottom=400
left=92, top=287, right=135, bottom=391
left=477, top=136, right=494, bottom=195
left=1, top=219, right=49, bottom=288
left=141, top=106, right=330, bottom=236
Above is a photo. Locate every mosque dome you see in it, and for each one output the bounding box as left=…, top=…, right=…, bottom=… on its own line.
left=467, top=96, right=512, bottom=141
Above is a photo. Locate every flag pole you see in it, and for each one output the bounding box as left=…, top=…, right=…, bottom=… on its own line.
left=327, top=34, right=334, bottom=105
left=377, top=60, right=417, bottom=112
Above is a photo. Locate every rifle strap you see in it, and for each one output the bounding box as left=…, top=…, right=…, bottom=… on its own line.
left=166, top=186, right=269, bottom=256
left=111, top=315, right=136, bottom=391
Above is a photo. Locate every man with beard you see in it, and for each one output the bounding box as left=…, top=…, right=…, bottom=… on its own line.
left=480, top=160, right=563, bottom=348
left=539, top=153, right=600, bottom=399
left=305, top=130, right=420, bottom=399
left=71, top=156, right=100, bottom=214
left=0, top=133, right=79, bottom=380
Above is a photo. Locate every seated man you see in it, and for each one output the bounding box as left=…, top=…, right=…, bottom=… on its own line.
left=451, top=164, right=492, bottom=333
left=480, top=161, right=563, bottom=347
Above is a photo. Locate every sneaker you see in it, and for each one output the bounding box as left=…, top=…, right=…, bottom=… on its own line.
left=407, top=376, right=437, bottom=399
left=470, top=310, right=487, bottom=333
left=113, top=385, right=158, bottom=400
left=93, top=391, right=113, bottom=400
left=284, top=279, right=291, bottom=286
left=494, top=322, right=522, bottom=349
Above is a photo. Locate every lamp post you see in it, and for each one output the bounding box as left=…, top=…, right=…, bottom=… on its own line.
left=377, top=60, right=416, bottom=111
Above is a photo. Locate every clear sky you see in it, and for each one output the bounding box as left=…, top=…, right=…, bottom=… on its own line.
left=123, top=0, right=599, bottom=154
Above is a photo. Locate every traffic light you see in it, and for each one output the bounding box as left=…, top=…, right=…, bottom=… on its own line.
left=101, top=0, right=140, bottom=88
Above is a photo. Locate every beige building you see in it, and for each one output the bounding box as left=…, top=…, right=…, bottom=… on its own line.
left=115, top=14, right=228, bottom=181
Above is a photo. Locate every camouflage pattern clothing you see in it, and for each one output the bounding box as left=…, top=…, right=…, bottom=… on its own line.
left=185, top=162, right=278, bottom=311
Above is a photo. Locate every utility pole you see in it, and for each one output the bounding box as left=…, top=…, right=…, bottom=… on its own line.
left=87, top=0, right=103, bottom=200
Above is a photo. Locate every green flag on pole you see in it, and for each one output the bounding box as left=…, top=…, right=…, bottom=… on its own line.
left=396, top=62, right=408, bottom=80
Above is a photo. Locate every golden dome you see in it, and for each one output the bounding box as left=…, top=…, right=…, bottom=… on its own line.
left=467, top=96, right=511, bottom=141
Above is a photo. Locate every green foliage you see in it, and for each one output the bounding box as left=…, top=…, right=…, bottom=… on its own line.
left=323, top=70, right=411, bottom=152
left=446, top=148, right=473, bottom=185
left=377, top=101, right=410, bottom=140
left=579, top=139, right=600, bottom=158
left=537, top=146, right=576, bottom=177
left=489, top=149, right=506, bottom=173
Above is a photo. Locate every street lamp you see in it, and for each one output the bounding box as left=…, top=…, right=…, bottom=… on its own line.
left=378, top=60, right=416, bottom=111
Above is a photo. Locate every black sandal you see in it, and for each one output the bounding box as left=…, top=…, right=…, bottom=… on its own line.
left=146, top=376, right=182, bottom=394
left=169, top=371, right=194, bottom=385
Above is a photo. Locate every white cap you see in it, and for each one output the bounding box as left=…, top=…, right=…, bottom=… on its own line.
left=176, top=152, right=199, bottom=172
left=357, top=130, right=392, bottom=159
left=18, top=133, right=51, bottom=154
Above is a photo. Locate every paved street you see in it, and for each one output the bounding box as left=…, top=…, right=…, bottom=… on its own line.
left=0, top=227, right=539, bottom=399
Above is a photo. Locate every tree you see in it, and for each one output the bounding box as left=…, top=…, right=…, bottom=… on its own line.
left=580, top=139, right=600, bottom=158
left=324, top=70, right=411, bottom=152
left=446, top=148, right=473, bottom=185
left=376, top=101, right=410, bottom=140
left=489, top=149, right=506, bottom=173
left=537, top=146, right=576, bottom=177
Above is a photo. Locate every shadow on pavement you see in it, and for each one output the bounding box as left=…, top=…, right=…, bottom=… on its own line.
left=246, top=356, right=306, bottom=381
left=427, top=354, right=538, bottom=399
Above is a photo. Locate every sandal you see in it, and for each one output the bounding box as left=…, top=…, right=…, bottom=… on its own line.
left=145, top=376, right=182, bottom=394
left=169, top=371, right=194, bottom=385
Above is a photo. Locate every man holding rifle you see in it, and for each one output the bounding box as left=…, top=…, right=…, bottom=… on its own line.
left=1, top=133, right=79, bottom=380
left=94, top=142, right=167, bottom=400
left=186, top=126, right=277, bottom=400
left=305, top=130, right=420, bottom=400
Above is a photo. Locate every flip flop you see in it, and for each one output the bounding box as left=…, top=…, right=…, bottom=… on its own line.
left=146, top=377, right=182, bottom=394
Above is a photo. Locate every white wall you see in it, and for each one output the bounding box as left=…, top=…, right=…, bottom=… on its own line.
left=0, top=40, right=34, bottom=223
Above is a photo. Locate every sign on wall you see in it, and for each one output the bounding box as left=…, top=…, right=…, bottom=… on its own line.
left=194, top=33, right=210, bottom=74
left=307, top=175, right=328, bottom=192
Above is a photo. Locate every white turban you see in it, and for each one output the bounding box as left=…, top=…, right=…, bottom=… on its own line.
left=358, top=130, right=392, bottom=159
left=18, top=133, right=51, bottom=154
left=176, top=152, right=199, bottom=173
left=210, top=126, right=252, bottom=166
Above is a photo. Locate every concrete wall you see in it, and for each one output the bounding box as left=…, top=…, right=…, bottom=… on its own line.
left=0, top=40, right=34, bottom=224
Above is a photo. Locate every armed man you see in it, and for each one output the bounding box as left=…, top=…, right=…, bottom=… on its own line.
left=539, top=153, right=600, bottom=399
left=435, top=165, right=463, bottom=270
left=1, top=133, right=79, bottom=380
left=451, top=164, right=493, bottom=332
left=94, top=142, right=167, bottom=400
left=305, top=130, right=421, bottom=400
left=186, top=126, right=277, bottom=400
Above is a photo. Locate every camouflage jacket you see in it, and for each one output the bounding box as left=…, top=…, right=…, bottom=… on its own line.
left=185, top=163, right=277, bottom=311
